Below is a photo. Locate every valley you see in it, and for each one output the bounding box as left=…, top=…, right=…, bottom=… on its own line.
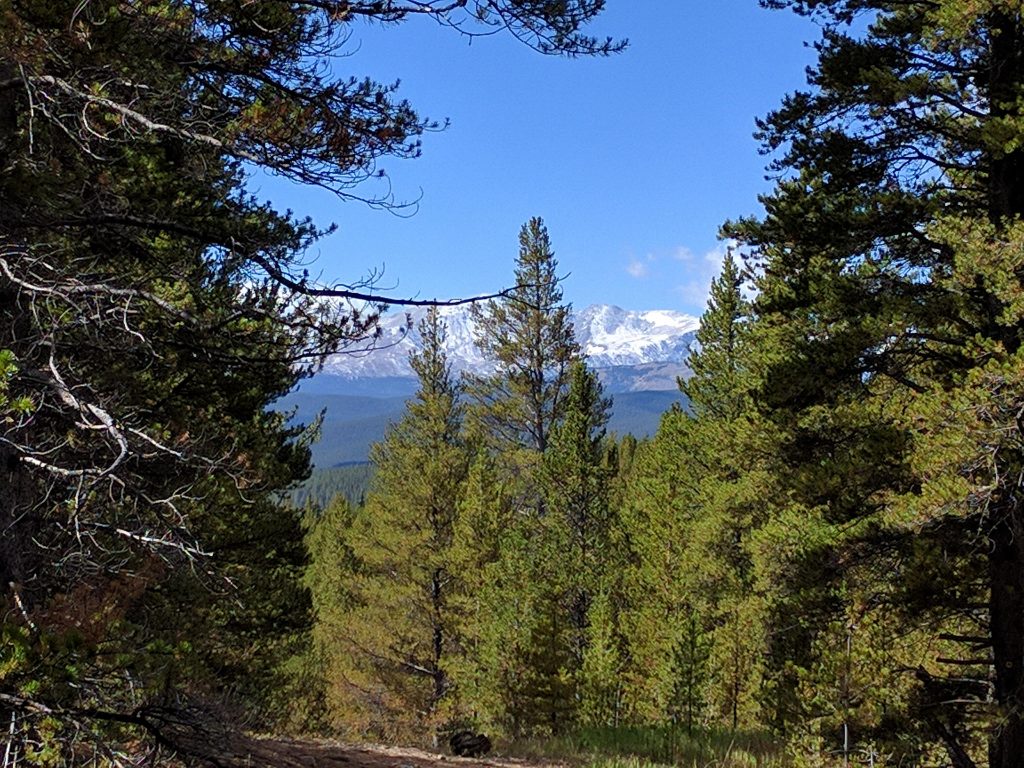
left=283, top=304, right=695, bottom=467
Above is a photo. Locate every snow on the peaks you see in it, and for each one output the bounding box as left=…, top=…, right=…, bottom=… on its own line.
left=321, top=304, right=700, bottom=379
left=574, top=305, right=701, bottom=368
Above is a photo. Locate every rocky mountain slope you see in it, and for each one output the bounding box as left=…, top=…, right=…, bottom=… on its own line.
left=320, top=304, right=699, bottom=389
left=283, top=304, right=700, bottom=466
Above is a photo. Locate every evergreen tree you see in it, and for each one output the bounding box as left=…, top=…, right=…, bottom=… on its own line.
left=681, top=251, right=749, bottom=420
left=618, top=253, right=771, bottom=730
left=468, top=217, right=581, bottom=453
left=578, top=590, right=625, bottom=727
left=680, top=254, right=775, bottom=731
left=666, top=610, right=711, bottom=735
left=318, top=309, right=471, bottom=740
left=459, top=218, right=581, bottom=734
left=726, top=2, right=1024, bottom=763
left=447, top=449, right=519, bottom=732
left=303, top=494, right=364, bottom=732
left=459, top=223, right=611, bottom=736
left=0, top=2, right=620, bottom=757
left=541, top=361, right=615, bottom=666
left=455, top=451, right=583, bottom=736
left=617, top=411, right=705, bottom=723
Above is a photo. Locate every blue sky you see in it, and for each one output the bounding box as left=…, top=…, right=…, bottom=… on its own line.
left=253, top=2, right=820, bottom=316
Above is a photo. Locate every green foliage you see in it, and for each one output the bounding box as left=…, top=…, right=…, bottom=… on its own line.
left=712, top=2, right=1024, bottom=764
left=290, top=464, right=376, bottom=509
left=445, top=221, right=608, bottom=736
left=302, top=493, right=362, bottom=733
left=680, top=252, right=749, bottom=419
left=304, top=223, right=623, bottom=739
left=541, top=362, right=616, bottom=661
left=2, top=0, right=620, bottom=759
left=613, top=254, right=773, bottom=733
left=0, top=350, right=33, bottom=417
left=616, top=411, right=700, bottom=723
left=2, top=0, right=346, bottom=752
left=444, top=448, right=517, bottom=729
left=578, top=591, right=625, bottom=728
left=456, top=465, right=579, bottom=736
left=242, top=4, right=1024, bottom=765
left=468, top=216, right=581, bottom=453
left=307, top=309, right=472, bottom=741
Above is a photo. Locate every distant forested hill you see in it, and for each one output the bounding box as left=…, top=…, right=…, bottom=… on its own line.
left=277, top=392, right=409, bottom=466
left=276, top=387, right=687, bottom=468
left=606, top=390, right=690, bottom=437
left=291, top=464, right=375, bottom=509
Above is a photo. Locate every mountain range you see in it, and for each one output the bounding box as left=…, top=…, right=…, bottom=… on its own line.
left=282, top=304, right=700, bottom=467
left=320, top=304, right=700, bottom=389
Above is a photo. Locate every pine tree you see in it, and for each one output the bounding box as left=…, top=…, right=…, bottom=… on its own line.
left=617, top=411, right=705, bottom=722
left=618, top=254, right=773, bottom=730
left=317, top=308, right=471, bottom=739
left=303, top=495, right=363, bottom=731
left=578, top=590, right=624, bottom=727
left=725, top=2, right=1024, bottom=763
left=468, top=217, right=581, bottom=454
left=454, top=442, right=591, bottom=735
left=447, top=449, right=519, bottom=733
left=0, top=2, right=620, bottom=757
left=453, top=501, right=575, bottom=736
left=541, top=361, right=615, bottom=666
left=460, top=223, right=610, bottom=735
left=666, top=609, right=711, bottom=735
left=681, top=251, right=748, bottom=420
left=681, top=255, right=772, bottom=730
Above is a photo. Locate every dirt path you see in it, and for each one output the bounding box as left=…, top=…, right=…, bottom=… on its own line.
left=206, top=738, right=568, bottom=768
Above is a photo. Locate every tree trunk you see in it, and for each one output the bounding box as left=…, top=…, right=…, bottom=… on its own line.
left=986, top=13, right=1024, bottom=766
left=988, top=509, right=1024, bottom=768
left=0, top=446, right=37, bottom=609
left=430, top=567, right=447, bottom=712
left=987, top=12, right=1024, bottom=227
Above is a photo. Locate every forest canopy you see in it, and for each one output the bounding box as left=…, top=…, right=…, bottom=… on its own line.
left=5, top=1, right=1024, bottom=767
left=304, top=2, right=1024, bottom=767
left=0, top=1, right=619, bottom=763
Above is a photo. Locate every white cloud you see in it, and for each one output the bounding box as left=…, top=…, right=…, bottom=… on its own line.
left=672, top=245, right=694, bottom=262
left=673, top=241, right=737, bottom=313
left=626, top=256, right=649, bottom=279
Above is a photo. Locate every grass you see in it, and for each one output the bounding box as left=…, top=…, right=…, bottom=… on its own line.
left=500, top=725, right=788, bottom=768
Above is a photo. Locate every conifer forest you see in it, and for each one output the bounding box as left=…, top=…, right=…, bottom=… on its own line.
left=4, top=1, right=1024, bottom=766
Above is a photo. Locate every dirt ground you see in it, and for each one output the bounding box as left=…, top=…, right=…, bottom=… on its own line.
left=205, top=738, right=567, bottom=768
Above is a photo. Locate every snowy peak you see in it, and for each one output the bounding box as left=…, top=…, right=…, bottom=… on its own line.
left=321, top=304, right=700, bottom=381
left=574, top=305, right=700, bottom=368
left=322, top=305, right=486, bottom=379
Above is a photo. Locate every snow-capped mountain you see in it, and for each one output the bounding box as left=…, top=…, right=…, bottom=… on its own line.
left=286, top=305, right=700, bottom=465
left=573, top=304, right=700, bottom=367
left=320, top=304, right=700, bottom=389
